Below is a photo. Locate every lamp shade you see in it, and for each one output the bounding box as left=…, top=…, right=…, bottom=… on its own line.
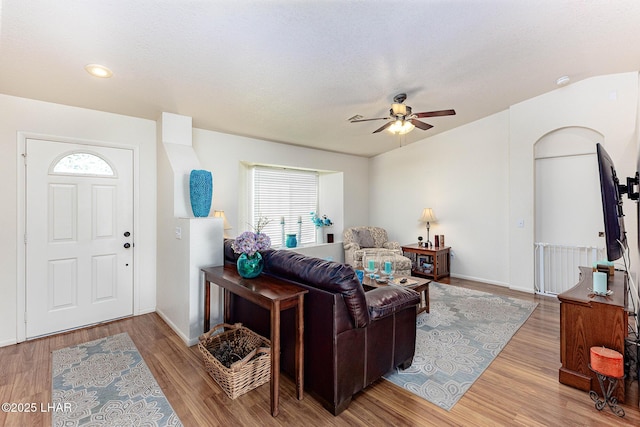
left=213, top=210, right=232, bottom=230
left=419, top=208, right=437, bottom=223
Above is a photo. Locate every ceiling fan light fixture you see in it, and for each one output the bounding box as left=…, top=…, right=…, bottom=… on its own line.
left=85, top=64, right=113, bottom=78
left=391, top=103, right=407, bottom=116
left=387, top=119, right=415, bottom=135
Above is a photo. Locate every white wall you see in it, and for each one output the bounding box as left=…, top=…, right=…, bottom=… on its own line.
left=509, top=72, right=639, bottom=292
left=192, top=129, right=370, bottom=240
left=370, top=111, right=511, bottom=286
left=371, top=72, right=639, bottom=292
left=0, top=94, right=157, bottom=347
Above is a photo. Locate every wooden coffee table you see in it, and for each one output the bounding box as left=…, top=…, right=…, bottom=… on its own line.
left=363, top=275, right=431, bottom=314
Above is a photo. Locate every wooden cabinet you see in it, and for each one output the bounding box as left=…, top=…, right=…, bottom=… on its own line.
left=401, top=244, right=450, bottom=281
left=558, top=266, right=628, bottom=402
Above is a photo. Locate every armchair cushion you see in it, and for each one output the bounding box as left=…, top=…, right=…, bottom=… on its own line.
left=352, top=228, right=375, bottom=248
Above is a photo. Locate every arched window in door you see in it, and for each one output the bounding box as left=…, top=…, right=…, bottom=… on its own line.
left=50, top=151, right=116, bottom=177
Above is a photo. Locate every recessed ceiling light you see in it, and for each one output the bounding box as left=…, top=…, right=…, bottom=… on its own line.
left=556, top=75, right=570, bottom=86
left=85, top=64, right=113, bottom=78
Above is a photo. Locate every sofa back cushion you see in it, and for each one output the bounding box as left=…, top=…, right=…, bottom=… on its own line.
left=263, top=250, right=370, bottom=328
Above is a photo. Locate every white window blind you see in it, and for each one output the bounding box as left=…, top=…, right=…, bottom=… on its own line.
left=252, top=166, right=318, bottom=246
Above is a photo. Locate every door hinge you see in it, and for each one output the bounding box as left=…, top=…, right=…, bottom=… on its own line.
left=24, top=233, right=27, bottom=244
left=24, top=312, right=27, bottom=323
left=21, top=153, right=27, bottom=165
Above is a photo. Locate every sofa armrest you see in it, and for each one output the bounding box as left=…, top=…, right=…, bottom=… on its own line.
left=343, top=242, right=361, bottom=267
left=365, top=286, right=419, bottom=320
left=343, top=242, right=360, bottom=251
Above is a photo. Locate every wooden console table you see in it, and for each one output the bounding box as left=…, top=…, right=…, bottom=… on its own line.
left=401, top=244, right=450, bottom=281
left=558, top=266, right=628, bottom=403
left=202, top=265, right=308, bottom=416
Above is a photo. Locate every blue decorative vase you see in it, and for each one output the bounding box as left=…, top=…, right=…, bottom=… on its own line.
left=189, top=170, right=213, bottom=217
left=285, top=234, right=297, bottom=248
left=236, top=252, right=264, bottom=279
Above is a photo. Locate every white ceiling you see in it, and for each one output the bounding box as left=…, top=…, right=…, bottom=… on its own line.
left=2, top=1, right=640, bottom=157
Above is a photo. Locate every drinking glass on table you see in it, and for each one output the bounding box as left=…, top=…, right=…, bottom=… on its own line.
left=380, top=251, right=395, bottom=281
left=363, top=251, right=378, bottom=279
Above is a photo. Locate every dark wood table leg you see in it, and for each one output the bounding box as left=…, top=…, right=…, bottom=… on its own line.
left=426, top=282, right=430, bottom=313
left=295, top=294, right=304, bottom=400
left=223, top=289, right=231, bottom=324
left=204, top=279, right=211, bottom=333
left=270, top=300, right=281, bottom=417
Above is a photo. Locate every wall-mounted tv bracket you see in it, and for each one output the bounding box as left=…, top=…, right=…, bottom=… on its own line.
left=618, top=171, right=639, bottom=202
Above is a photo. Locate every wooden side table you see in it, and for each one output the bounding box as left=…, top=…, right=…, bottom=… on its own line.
left=401, top=244, right=450, bottom=281
left=202, top=265, right=308, bottom=417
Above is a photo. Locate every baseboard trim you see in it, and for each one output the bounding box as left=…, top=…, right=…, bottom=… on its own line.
left=450, top=273, right=510, bottom=288
left=0, top=338, right=17, bottom=348
left=155, top=309, right=197, bottom=347
left=450, top=273, right=535, bottom=294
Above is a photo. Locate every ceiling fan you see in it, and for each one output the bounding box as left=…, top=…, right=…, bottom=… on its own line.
left=350, top=93, right=455, bottom=135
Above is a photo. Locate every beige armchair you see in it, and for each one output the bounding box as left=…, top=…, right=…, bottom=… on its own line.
left=343, top=226, right=412, bottom=276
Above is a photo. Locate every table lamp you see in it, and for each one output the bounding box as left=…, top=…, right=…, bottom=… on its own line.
left=419, top=208, right=437, bottom=247
left=213, top=210, right=232, bottom=238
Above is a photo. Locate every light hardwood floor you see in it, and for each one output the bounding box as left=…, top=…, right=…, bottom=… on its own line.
left=1, top=277, right=639, bottom=426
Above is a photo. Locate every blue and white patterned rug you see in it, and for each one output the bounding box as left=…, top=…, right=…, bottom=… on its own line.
left=384, top=282, right=538, bottom=411
left=52, top=333, right=182, bottom=426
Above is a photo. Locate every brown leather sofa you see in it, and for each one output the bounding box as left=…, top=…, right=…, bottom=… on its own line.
left=223, top=241, right=419, bottom=415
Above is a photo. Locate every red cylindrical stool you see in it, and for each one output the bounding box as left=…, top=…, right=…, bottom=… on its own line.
left=588, top=346, right=625, bottom=417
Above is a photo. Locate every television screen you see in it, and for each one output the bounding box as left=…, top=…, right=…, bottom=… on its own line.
left=596, top=143, right=627, bottom=261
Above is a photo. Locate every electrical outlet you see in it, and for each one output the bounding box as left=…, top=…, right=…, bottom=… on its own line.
left=450, top=250, right=455, bottom=259
left=598, top=231, right=604, bottom=237
left=175, top=227, right=182, bottom=239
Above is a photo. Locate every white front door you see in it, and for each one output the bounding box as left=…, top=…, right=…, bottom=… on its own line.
left=25, top=139, right=134, bottom=338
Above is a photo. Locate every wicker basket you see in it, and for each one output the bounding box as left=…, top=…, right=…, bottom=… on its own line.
left=198, top=323, right=271, bottom=399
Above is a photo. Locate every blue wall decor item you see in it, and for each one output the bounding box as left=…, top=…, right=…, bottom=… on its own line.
left=237, top=252, right=264, bottom=278
left=285, top=234, right=297, bottom=248
left=189, top=170, right=213, bottom=217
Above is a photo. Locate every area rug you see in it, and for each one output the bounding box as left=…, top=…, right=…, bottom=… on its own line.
left=384, top=283, right=538, bottom=411
left=52, top=333, right=182, bottom=426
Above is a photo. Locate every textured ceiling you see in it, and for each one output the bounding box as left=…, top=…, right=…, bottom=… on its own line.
left=1, top=1, right=640, bottom=157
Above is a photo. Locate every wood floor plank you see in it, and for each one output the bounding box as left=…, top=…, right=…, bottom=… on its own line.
left=0, top=277, right=638, bottom=426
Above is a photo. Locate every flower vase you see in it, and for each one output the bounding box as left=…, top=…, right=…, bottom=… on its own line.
left=189, top=170, right=213, bottom=217
left=236, top=252, right=264, bottom=279
left=316, top=227, right=323, bottom=244
left=285, top=234, right=297, bottom=248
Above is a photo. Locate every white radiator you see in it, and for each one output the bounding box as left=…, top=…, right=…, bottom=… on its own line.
left=534, top=243, right=605, bottom=295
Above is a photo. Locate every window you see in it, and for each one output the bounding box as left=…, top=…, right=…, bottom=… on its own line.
left=51, top=152, right=115, bottom=177
left=251, top=166, right=318, bottom=246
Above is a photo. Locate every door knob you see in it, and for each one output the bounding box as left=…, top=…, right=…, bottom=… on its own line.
left=124, top=243, right=131, bottom=249
left=124, top=231, right=131, bottom=237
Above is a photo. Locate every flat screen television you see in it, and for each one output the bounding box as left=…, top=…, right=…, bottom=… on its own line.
left=596, top=143, right=628, bottom=261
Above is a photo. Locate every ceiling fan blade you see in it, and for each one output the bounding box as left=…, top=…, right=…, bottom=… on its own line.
left=350, top=117, right=389, bottom=122
left=414, top=109, right=456, bottom=118
left=373, top=122, right=393, bottom=133
left=410, top=119, right=434, bottom=131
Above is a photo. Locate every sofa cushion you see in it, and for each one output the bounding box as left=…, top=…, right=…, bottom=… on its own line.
left=353, top=228, right=375, bottom=248
left=262, top=249, right=370, bottom=328
left=366, top=286, right=420, bottom=320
